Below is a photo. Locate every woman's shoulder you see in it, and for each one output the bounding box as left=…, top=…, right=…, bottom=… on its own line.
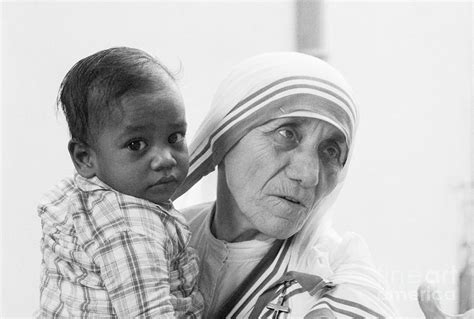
left=314, top=232, right=396, bottom=317
left=329, top=231, right=374, bottom=269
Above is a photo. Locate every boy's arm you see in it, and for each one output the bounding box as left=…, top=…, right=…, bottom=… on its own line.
left=93, top=230, right=175, bottom=318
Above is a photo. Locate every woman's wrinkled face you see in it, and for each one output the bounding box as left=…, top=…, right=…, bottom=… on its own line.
left=224, top=116, right=348, bottom=239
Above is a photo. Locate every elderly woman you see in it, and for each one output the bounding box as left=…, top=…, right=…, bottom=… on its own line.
left=174, top=52, right=396, bottom=318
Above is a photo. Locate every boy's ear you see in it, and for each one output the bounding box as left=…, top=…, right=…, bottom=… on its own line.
left=68, top=139, right=97, bottom=178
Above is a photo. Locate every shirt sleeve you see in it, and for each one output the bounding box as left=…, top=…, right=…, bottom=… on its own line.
left=93, top=230, right=175, bottom=318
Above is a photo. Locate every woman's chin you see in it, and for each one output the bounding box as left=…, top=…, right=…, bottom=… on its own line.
left=258, top=220, right=303, bottom=240
left=255, top=206, right=307, bottom=239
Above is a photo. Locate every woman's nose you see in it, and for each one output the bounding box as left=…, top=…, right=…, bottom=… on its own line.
left=286, top=148, right=319, bottom=188
left=150, top=147, right=177, bottom=171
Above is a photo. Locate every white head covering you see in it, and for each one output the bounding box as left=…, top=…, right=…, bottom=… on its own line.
left=176, top=53, right=393, bottom=313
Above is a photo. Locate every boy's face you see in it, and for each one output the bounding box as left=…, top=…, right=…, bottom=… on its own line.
left=91, top=79, right=189, bottom=204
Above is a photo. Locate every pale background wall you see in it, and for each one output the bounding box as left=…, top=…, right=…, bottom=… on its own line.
left=1, top=1, right=471, bottom=317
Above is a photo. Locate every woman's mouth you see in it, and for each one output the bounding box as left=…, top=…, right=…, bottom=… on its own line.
left=277, top=195, right=305, bottom=207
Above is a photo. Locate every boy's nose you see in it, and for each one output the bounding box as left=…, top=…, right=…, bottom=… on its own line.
left=150, top=148, right=177, bottom=171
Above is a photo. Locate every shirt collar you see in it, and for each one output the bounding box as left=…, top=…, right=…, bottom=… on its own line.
left=74, top=173, right=112, bottom=193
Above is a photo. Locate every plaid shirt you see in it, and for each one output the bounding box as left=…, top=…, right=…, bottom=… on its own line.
left=38, top=174, right=203, bottom=318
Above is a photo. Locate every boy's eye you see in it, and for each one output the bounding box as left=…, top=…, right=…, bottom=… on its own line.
left=127, top=140, right=147, bottom=151
left=168, top=132, right=185, bottom=144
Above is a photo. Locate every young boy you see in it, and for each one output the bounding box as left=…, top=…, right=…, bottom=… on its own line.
left=38, top=47, right=203, bottom=318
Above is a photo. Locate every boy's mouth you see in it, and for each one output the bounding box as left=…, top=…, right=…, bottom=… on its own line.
left=152, top=176, right=177, bottom=187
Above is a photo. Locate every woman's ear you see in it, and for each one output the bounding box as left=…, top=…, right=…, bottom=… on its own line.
left=68, top=139, right=97, bottom=178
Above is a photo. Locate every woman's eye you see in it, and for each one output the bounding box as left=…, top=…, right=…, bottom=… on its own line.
left=277, top=128, right=297, bottom=140
left=168, top=132, right=185, bottom=144
left=322, top=144, right=341, bottom=160
left=127, top=140, right=147, bottom=151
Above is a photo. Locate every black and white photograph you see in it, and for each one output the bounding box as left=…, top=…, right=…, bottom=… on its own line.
left=1, top=0, right=472, bottom=318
